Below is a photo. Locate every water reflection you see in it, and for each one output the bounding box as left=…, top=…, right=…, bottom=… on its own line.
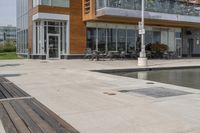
left=137, top=71, right=148, bottom=80
left=119, top=68, right=200, bottom=89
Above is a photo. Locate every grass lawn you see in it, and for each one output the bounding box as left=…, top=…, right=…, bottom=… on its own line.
left=0, top=52, right=20, bottom=60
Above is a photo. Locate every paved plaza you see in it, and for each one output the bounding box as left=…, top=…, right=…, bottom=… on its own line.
left=0, top=59, right=200, bottom=133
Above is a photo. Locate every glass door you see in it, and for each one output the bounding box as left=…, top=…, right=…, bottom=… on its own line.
left=48, top=34, right=60, bottom=59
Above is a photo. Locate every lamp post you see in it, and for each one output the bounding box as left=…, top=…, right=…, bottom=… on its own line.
left=138, top=0, right=148, bottom=67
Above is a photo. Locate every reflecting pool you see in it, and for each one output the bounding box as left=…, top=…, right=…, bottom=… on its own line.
left=114, top=68, right=200, bottom=90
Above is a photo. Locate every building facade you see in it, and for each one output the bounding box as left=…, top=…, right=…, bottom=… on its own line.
left=0, top=26, right=16, bottom=45
left=16, top=0, right=200, bottom=59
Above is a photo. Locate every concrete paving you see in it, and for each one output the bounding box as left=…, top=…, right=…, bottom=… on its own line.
left=0, top=59, right=200, bottom=133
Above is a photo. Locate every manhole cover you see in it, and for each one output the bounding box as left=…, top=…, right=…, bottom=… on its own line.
left=103, top=92, right=116, bottom=96
left=40, top=61, right=49, bottom=63
left=146, top=82, right=155, bottom=84
left=119, top=87, right=192, bottom=98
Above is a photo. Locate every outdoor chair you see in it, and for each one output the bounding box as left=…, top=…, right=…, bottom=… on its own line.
left=168, top=51, right=177, bottom=59
left=99, top=51, right=106, bottom=61
left=84, top=48, right=92, bottom=59
left=146, top=51, right=152, bottom=59
left=163, top=51, right=177, bottom=59
left=130, top=51, right=137, bottom=59
left=91, top=50, right=100, bottom=61
left=120, top=51, right=126, bottom=59
left=107, top=51, right=115, bottom=60
left=163, top=51, right=170, bottom=59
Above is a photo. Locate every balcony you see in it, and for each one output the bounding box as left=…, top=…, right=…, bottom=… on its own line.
left=96, top=0, right=200, bottom=23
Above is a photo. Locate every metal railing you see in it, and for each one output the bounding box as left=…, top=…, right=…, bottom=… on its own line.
left=96, top=0, right=200, bottom=17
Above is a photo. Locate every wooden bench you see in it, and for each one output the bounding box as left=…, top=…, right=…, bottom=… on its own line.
left=0, top=77, right=80, bottom=133
left=0, top=77, right=29, bottom=99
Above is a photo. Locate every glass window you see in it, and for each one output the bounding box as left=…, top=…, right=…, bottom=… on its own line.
left=98, top=28, right=106, bottom=52
left=96, top=0, right=106, bottom=9
left=117, top=29, right=126, bottom=51
left=33, top=0, right=39, bottom=7
left=176, top=32, right=182, bottom=39
left=48, top=22, right=60, bottom=34
left=107, top=29, right=117, bottom=51
left=153, top=31, right=161, bottom=43
left=127, top=29, right=135, bottom=52
left=87, top=28, right=96, bottom=51
left=42, top=0, right=50, bottom=5
left=51, top=0, right=70, bottom=7
left=34, top=0, right=70, bottom=7
left=145, top=31, right=153, bottom=45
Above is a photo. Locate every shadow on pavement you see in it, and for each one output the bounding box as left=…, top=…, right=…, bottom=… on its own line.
left=0, top=64, right=21, bottom=67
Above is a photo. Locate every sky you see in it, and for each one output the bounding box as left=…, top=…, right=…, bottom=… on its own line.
left=0, top=0, right=16, bottom=26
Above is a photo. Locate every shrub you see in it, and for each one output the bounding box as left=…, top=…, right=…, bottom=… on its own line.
left=150, top=42, right=168, bottom=53
left=0, top=40, right=16, bottom=52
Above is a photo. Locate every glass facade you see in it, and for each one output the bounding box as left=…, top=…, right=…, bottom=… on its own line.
left=96, top=0, right=200, bottom=17
left=16, top=0, right=28, bottom=54
left=87, top=23, right=181, bottom=54
left=33, top=20, right=68, bottom=58
left=33, top=0, right=70, bottom=8
left=0, top=26, right=16, bottom=43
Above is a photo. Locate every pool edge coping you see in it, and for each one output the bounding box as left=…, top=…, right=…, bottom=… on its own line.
left=91, top=65, right=200, bottom=74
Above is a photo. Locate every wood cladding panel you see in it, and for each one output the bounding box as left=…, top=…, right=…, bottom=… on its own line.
left=82, top=0, right=96, bottom=21
left=28, top=0, right=86, bottom=55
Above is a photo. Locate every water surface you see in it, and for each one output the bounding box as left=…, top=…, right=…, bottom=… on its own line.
left=115, top=68, right=200, bottom=89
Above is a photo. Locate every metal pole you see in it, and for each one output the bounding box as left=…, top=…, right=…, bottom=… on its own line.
left=138, top=0, right=148, bottom=67
left=140, top=0, right=146, bottom=58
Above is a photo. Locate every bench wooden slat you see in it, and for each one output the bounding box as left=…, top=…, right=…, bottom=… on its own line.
left=0, top=83, right=18, bottom=97
left=0, top=103, right=18, bottom=133
left=0, top=78, right=9, bottom=83
left=0, top=90, right=5, bottom=99
left=27, top=99, right=80, bottom=133
left=2, top=102, right=31, bottom=133
left=18, top=100, right=56, bottom=133
left=9, top=83, right=30, bottom=97
left=0, top=84, right=12, bottom=98
left=0, top=78, right=29, bottom=97
left=10, top=101, right=44, bottom=133
left=1, top=83, right=26, bottom=97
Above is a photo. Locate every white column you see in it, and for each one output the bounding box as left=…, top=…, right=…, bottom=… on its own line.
left=33, top=22, right=36, bottom=54
left=104, top=0, right=107, bottom=7
left=40, top=21, right=45, bottom=55
left=96, top=27, right=98, bottom=51
left=125, top=27, right=128, bottom=53
left=67, top=20, right=70, bottom=55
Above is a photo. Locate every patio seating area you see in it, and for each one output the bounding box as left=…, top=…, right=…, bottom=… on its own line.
left=84, top=48, right=179, bottom=61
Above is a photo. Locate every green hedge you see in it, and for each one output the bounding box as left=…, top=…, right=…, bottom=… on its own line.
left=0, top=41, right=16, bottom=52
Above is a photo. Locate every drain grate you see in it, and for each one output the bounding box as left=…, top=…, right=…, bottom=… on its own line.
left=119, top=87, right=192, bottom=98
left=104, top=92, right=116, bottom=96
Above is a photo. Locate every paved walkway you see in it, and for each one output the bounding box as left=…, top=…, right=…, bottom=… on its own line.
left=0, top=59, right=200, bottom=133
